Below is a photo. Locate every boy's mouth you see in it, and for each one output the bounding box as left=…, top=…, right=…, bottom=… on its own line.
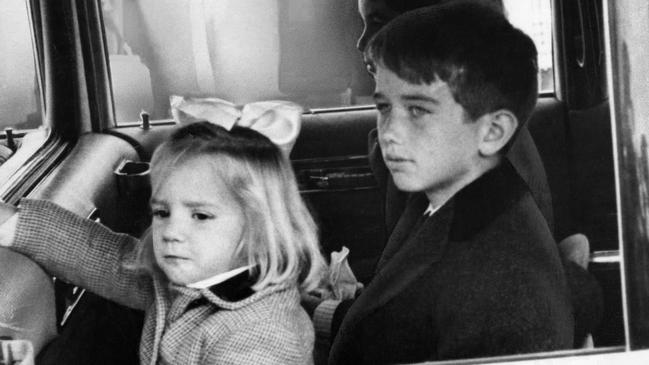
left=163, top=254, right=188, bottom=261
left=384, top=154, right=412, bottom=165
left=385, top=155, right=408, bottom=162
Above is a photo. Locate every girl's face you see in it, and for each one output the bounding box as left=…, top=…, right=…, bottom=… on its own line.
left=150, top=155, right=246, bottom=286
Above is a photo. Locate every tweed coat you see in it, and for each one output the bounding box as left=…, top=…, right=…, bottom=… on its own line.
left=327, top=161, right=574, bottom=364
left=11, top=199, right=314, bottom=365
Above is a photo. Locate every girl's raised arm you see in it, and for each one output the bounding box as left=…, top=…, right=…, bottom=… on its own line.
left=0, top=199, right=152, bottom=310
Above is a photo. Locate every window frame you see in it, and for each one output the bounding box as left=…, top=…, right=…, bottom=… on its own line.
left=603, top=0, right=649, bottom=351
left=0, top=0, right=52, bottom=198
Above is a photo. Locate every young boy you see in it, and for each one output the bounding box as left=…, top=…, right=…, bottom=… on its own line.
left=358, top=0, right=554, bottom=246
left=326, top=2, right=574, bottom=363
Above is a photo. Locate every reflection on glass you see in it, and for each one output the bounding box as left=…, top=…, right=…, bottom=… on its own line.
left=103, top=0, right=555, bottom=124
left=504, top=0, right=555, bottom=93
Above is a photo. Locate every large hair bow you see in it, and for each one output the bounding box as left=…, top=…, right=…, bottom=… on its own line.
left=170, top=95, right=303, bottom=157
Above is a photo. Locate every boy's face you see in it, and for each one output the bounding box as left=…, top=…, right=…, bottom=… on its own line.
left=150, top=155, right=246, bottom=285
left=374, top=65, right=483, bottom=206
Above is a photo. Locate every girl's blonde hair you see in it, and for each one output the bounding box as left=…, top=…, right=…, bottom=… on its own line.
left=135, top=122, right=325, bottom=292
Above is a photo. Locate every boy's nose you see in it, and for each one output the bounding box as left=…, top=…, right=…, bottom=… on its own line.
left=378, top=111, right=401, bottom=145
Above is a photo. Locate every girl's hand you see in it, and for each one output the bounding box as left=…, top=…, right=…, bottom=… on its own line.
left=301, top=291, right=325, bottom=317
left=0, top=202, right=18, bottom=247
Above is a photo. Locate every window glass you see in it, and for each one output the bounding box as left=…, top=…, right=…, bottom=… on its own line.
left=0, top=0, right=42, bottom=131
left=104, top=0, right=554, bottom=125
left=504, top=0, right=555, bottom=93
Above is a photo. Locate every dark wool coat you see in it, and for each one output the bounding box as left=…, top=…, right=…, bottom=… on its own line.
left=328, top=161, right=574, bottom=365
left=11, top=199, right=314, bottom=365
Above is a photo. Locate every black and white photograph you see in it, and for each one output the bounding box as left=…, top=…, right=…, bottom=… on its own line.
left=1, top=0, right=648, bottom=364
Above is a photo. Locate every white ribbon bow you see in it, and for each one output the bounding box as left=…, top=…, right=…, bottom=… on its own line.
left=170, top=95, right=303, bottom=157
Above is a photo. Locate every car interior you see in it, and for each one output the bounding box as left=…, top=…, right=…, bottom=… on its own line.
left=0, top=0, right=636, bottom=364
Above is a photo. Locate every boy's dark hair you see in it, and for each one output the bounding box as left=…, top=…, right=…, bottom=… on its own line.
left=366, top=1, right=538, bottom=126
left=385, top=0, right=503, bottom=14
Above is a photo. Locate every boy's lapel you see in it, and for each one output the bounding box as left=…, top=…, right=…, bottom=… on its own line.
left=337, top=194, right=453, bottom=335
left=374, top=193, right=429, bottom=271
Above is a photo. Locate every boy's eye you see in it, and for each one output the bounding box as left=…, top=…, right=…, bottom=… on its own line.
left=151, top=209, right=169, bottom=218
left=408, top=106, right=431, bottom=119
left=192, top=212, right=214, bottom=221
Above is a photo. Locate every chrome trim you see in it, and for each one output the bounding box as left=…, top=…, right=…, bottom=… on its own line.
left=0, top=133, right=69, bottom=205
left=602, top=0, right=630, bottom=349
left=428, top=346, right=626, bottom=365
left=300, top=186, right=376, bottom=194
left=604, top=0, right=649, bottom=349
left=590, top=250, right=621, bottom=264
left=305, top=105, right=376, bottom=114
left=292, top=154, right=369, bottom=165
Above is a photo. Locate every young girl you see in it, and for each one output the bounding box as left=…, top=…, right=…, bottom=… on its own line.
left=0, top=121, right=326, bottom=364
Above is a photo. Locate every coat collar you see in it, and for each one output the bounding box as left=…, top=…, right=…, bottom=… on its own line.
left=162, top=271, right=293, bottom=313
left=449, top=160, right=526, bottom=241
left=147, top=273, right=296, bottom=365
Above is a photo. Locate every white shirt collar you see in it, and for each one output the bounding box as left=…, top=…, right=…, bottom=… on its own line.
left=186, top=265, right=253, bottom=289
left=424, top=203, right=440, bottom=217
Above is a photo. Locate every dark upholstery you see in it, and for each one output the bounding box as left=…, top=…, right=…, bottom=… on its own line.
left=526, top=98, right=573, bottom=240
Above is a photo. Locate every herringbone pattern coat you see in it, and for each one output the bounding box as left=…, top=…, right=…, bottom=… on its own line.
left=11, top=199, right=314, bottom=365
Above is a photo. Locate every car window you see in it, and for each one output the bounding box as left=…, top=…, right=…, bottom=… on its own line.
left=103, top=0, right=555, bottom=125
left=504, top=0, right=554, bottom=93
left=0, top=0, right=42, bottom=131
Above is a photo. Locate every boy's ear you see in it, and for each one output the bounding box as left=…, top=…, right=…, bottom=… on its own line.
left=477, top=110, right=518, bottom=157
